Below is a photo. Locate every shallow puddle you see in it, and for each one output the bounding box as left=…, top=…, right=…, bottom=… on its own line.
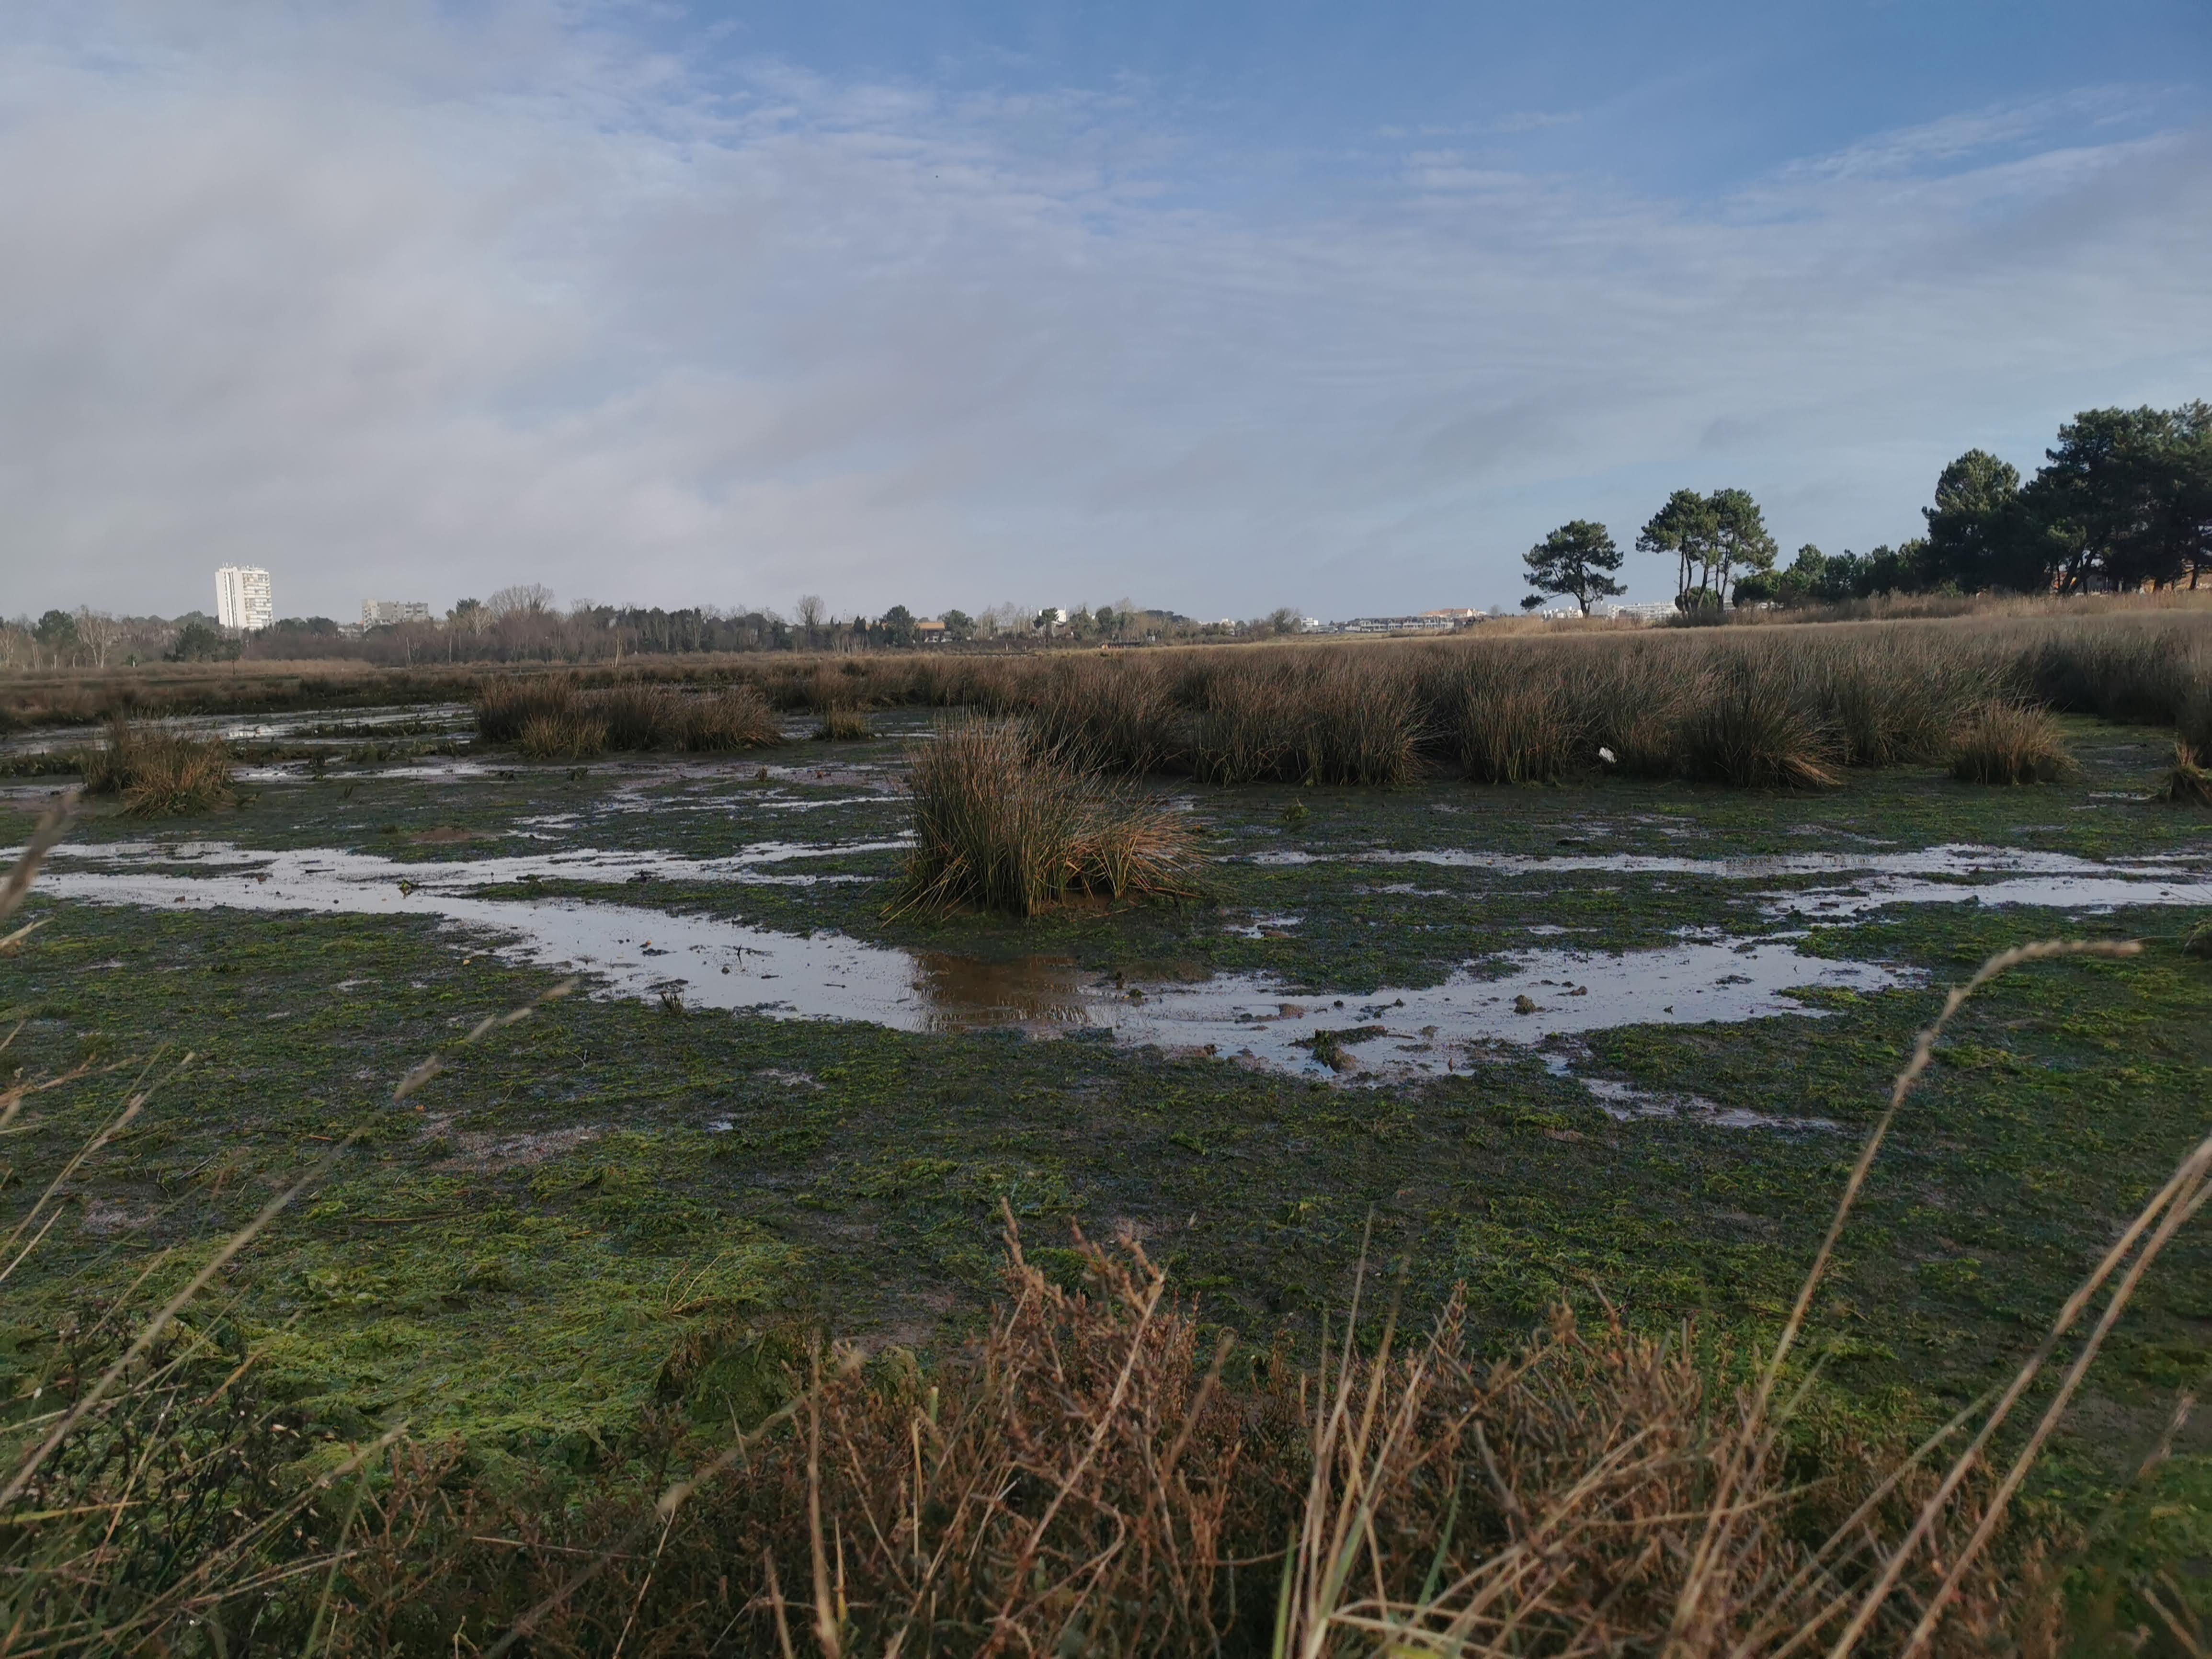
left=31, top=839, right=1916, bottom=1077
left=1243, top=841, right=2212, bottom=886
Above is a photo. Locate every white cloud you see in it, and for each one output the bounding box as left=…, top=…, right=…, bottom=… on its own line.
left=1, top=3, right=2207, bottom=621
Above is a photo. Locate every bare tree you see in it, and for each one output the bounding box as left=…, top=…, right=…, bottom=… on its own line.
left=488, top=583, right=554, bottom=617
left=73, top=608, right=126, bottom=667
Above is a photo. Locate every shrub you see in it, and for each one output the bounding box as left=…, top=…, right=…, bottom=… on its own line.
left=889, top=722, right=1201, bottom=916
left=812, top=706, right=872, bottom=741
left=73, top=717, right=235, bottom=816
left=1950, top=701, right=2074, bottom=785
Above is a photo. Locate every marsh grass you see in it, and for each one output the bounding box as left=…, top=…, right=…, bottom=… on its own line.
left=888, top=721, right=1202, bottom=917
left=482, top=678, right=779, bottom=755
left=1680, top=659, right=1842, bottom=790
left=73, top=716, right=235, bottom=816
left=1950, top=702, right=2076, bottom=785
left=2160, top=744, right=2212, bottom=807
left=1459, top=675, right=1580, bottom=784
left=811, top=706, right=871, bottom=742
left=515, top=710, right=609, bottom=761
left=2, top=803, right=2206, bottom=1655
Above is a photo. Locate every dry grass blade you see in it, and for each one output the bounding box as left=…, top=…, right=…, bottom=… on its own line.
left=1674, top=939, right=2141, bottom=1655
left=1, top=790, right=77, bottom=923
left=392, top=977, right=577, bottom=1102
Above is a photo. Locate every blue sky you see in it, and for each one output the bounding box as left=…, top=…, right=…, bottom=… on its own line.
left=4, top=1, right=2207, bottom=621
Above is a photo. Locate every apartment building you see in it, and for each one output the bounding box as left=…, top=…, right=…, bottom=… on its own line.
left=214, top=566, right=274, bottom=631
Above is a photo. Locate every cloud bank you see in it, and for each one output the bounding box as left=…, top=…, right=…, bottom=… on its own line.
left=3, top=3, right=2207, bottom=621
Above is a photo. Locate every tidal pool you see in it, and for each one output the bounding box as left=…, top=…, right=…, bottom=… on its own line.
left=30, top=839, right=1918, bottom=1078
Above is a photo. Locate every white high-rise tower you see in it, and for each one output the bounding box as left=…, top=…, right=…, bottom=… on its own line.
left=214, top=566, right=273, bottom=631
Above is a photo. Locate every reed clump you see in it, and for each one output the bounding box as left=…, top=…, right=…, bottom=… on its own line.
left=1950, top=701, right=2075, bottom=785
left=1460, top=675, right=1580, bottom=784
left=515, top=710, right=608, bottom=760
left=2160, top=743, right=2212, bottom=807
left=480, top=678, right=780, bottom=755
left=473, top=674, right=580, bottom=742
left=73, top=717, right=235, bottom=815
left=889, top=721, right=1202, bottom=916
left=1680, top=658, right=1842, bottom=790
left=811, top=706, right=871, bottom=742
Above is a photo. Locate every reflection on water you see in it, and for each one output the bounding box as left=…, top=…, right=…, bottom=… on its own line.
left=912, top=953, right=1095, bottom=1031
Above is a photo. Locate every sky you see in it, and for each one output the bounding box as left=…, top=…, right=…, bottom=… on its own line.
left=3, top=1, right=2208, bottom=624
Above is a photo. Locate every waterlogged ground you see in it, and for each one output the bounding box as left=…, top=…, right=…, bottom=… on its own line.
left=4, top=711, right=2211, bottom=1541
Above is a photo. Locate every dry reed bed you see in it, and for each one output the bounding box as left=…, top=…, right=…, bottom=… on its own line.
left=474, top=678, right=783, bottom=758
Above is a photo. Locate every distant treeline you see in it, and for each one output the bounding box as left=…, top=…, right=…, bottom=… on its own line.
left=0, top=588, right=1281, bottom=672
left=1517, top=403, right=2212, bottom=616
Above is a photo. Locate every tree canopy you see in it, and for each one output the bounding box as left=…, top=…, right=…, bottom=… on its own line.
left=1522, top=521, right=1626, bottom=615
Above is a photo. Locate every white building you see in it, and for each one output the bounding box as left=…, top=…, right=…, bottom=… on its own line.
left=362, top=600, right=432, bottom=626
left=214, top=566, right=273, bottom=631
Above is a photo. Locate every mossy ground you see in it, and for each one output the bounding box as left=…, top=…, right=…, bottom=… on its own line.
left=3, top=712, right=2209, bottom=1577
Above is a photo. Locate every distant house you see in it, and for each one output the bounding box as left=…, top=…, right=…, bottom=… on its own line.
left=362, top=600, right=432, bottom=626
left=914, top=619, right=948, bottom=642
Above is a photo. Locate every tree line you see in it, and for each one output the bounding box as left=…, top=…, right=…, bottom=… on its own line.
left=0, top=588, right=1275, bottom=671
left=1521, top=402, right=2212, bottom=614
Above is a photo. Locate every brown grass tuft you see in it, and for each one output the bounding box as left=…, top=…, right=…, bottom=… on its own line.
left=1950, top=701, right=2075, bottom=785
left=889, top=721, right=1202, bottom=916
left=516, top=710, right=609, bottom=761
left=812, top=706, right=872, bottom=742
left=1681, top=660, right=1841, bottom=789
left=474, top=675, right=579, bottom=742
left=673, top=686, right=782, bottom=751
left=2159, top=743, right=2212, bottom=807
left=74, top=717, right=235, bottom=816
left=1460, top=675, right=1580, bottom=784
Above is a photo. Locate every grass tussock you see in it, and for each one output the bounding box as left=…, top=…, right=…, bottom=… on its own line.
left=2159, top=743, right=2212, bottom=807
left=73, top=717, right=235, bottom=815
left=811, top=706, right=871, bottom=742
left=1950, top=701, right=2075, bottom=785
left=480, top=678, right=781, bottom=755
left=1459, top=673, right=1581, bottom=784
left=889, top=721, right=1202, bottom=916
left=1680, top=658, right=1841, bottom=789
left=516, top=709, right=609, bottom=761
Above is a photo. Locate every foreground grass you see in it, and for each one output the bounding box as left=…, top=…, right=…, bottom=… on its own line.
left=3, top=706, right=2209, bottom=1646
